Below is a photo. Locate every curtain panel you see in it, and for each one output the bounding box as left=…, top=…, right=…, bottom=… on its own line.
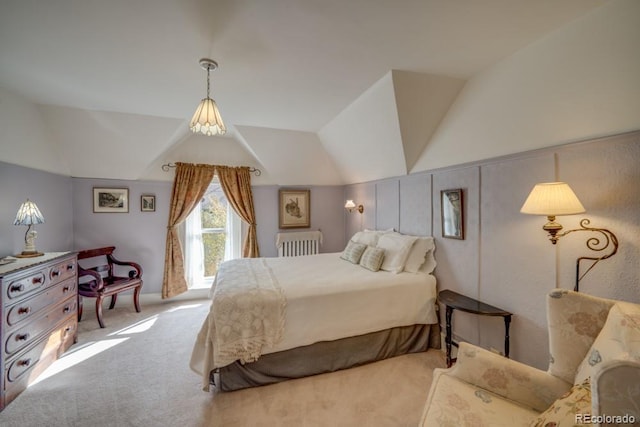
left=162, top=163, right=260, bottom=299
left=162, top=163, right=215, bottom=299
left=215, top=166, right=260, bottom=258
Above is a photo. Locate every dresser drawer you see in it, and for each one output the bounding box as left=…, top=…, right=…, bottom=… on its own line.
left=49, top=258, right=77, bottom=286
left=0, top=252, right=78, bottom=411
left=5, top=316, right=77, bottom=385
left=4, top=270, right=47, bottom=301
left=4, top=297, right=77, bottom=357
left=5, top=278, right=77, bottom=327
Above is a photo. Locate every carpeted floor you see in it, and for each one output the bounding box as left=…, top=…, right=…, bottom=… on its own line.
left=0, top=298, right=445, bottom=427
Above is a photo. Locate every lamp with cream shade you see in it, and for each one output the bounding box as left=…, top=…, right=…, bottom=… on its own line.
left=520, top=182, right=585, bottom=244
left=520, top=181, right=618, bottom=291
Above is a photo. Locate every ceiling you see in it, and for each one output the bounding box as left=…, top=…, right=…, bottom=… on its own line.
left=0, top=0, right=609, bottom=185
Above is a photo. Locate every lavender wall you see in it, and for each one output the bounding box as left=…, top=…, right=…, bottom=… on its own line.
left=253, top=185, right=346, bottom=257
left=344, top=131, right=640, bottom=370
left=4, top=131, right=637, bottom=370
left=0, top=161, right=73, bottom=257
left=69, top=181, right=347, bottom=294
left=71, top=178, right=172, bottom=295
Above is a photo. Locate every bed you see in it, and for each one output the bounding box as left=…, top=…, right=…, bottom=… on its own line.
left=190, top=231, right=439, bottom=391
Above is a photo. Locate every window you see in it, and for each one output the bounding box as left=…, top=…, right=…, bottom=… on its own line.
left=185, top=179, right=241, bottom=289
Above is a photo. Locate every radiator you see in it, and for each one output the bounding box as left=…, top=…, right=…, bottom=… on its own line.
left=276, top=230, right=323, bottom=257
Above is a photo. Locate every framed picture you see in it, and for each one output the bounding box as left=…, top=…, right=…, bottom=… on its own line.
left=278, top=189, right=310, bottom=229
left=441, top=188, right=464, bottom=239
left=141, top=195, right=156, bottom=212
left=93, top=187, right=129, bottom=213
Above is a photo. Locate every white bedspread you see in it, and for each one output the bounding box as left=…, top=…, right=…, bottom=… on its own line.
left=190, top=252, right=437, bottom=389
left=210, top=258, right=286, bottom=368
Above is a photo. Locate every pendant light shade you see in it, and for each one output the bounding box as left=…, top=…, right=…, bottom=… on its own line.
left=189, top=58, right=226, bottom=136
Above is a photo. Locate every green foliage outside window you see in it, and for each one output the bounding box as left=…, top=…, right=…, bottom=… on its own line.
left=200, top=184, right=228, bottom=277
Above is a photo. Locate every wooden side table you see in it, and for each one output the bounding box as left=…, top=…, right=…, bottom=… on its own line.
left=438, top=289, right=512, bottom=368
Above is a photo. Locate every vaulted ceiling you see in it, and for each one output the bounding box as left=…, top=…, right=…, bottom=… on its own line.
left=0, top=0, right=609, bottom=185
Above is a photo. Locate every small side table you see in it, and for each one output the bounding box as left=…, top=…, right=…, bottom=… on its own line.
left=438, top=289, right=513, bottom=368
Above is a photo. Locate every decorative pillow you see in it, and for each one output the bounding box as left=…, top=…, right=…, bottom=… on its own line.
left=403, top=236, right=435, bottom=273
left=529, top=378, right=591, bottom=427
left=340, top=240, right=367, bottom=264
left=376, top=232, right=418, bottom=274
left=350, top=231, right=380, bottom=247
left=359, top=246, right=385, bottom=272
left=574, top=302, right=640, bottom=385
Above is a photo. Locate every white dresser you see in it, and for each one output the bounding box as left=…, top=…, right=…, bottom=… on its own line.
left=0, top=252, right=78, bottom=411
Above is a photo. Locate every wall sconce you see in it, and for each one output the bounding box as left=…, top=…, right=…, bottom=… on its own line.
left=13, top=199, right=46, bottom=258
left=345, top=200, right=364, bottom=214
left=520, top=182, right=618, bottom=291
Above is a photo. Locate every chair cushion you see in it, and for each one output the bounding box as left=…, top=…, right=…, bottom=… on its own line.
left=546, top=289, right=614, bottom=383
left=529, top=378, right=591, bottom=427
left=420, top=373, right=539, bottom=427
left=574, top=301, right=640, bottom=385
left=79, top=277, right=141, bottom=296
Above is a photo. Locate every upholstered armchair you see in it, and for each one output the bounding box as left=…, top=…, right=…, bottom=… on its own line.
left=420, top=289, right=640, bottom=426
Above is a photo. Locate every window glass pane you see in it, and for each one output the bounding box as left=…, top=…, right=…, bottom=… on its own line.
left=203, top=232, right=227, bottom=277
left=201, top=183, right=227, bottom=229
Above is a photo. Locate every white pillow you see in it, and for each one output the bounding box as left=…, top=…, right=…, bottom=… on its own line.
left=350, top=231, right=380, bottom=246
left=376, top=232, right=418, bottom=274
left=419, top=249, right=438, bottom=275
left=404, top=236, right=435, bottom=273
left=574, top=302, right=640, bottom=385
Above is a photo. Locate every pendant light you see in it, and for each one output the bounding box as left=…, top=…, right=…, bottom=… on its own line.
left=189, top=58, right=226, bottom=136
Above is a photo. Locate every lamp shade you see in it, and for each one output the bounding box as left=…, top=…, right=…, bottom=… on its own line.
left=520, top=182, right=585, bottom=216
left=189, top=97, right=226, bottom=136
left=13, top=199, right=45, bottom=226
left=344, top=200, right=356, bottom=209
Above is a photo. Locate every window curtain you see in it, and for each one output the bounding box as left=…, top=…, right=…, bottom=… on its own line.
left=215, top=166, right=260, bottom=258
left=162, top=162, right=215, bottom=299
left=185, top=202, right=205, bottom=287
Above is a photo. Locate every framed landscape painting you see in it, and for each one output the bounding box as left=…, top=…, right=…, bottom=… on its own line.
left=279, top=189, right=310, bottom=229
left=93, top=187, right=129, bottom=213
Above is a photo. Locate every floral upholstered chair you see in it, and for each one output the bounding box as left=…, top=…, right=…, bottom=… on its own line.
left=419, top=289, right=640, bottom=426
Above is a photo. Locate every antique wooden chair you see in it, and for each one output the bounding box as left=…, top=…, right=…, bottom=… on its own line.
left=77, top=246, right=143, bottom=328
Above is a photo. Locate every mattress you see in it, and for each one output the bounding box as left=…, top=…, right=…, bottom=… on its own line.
left=190, top=252, right=438, bottom=389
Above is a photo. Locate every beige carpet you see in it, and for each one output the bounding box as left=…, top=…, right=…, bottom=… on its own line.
left=0, top=298, right=445, bottom=427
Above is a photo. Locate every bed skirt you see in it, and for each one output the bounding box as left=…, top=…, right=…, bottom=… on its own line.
left=211, top=323, right=440, bottom=391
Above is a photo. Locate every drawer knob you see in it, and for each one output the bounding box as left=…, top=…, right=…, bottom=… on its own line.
left=63, top=286, right=71, bottom=292
left=52, top=270, right=60, bottom=277
left=16, top=333, right=30, bottom=342
left=67, top=264, right=75, bottom=271
left=32, top=276, right=43, bottom=284
left=63, top=306, right=71, bottom=313
left=18, top=306, right=31, bottom=315
left=10, top=284, right=25, bottom=293
left=18, top=358, right=31, bottom=367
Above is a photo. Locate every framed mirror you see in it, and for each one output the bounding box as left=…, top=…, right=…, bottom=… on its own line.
left=441, top=189, right=464, bottom=239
